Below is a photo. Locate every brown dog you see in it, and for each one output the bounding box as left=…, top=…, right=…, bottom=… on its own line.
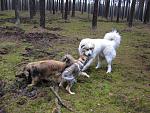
left=18, top=54, right=75, bottom=86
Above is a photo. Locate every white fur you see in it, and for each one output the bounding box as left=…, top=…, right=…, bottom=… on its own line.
left=78, top=30, right=121, bottom=73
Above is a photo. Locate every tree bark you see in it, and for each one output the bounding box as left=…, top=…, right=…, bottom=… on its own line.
left=79, top=0, right=81, bottom=11
left=52, top=0, right=55, bottom=14
left=1, top=0, right=4, bottom=11
left=39, top=0, right=45, bottom=28
left=143, top=0, right=150, bottom=24
left=122, top=0, right=125, bottom=20
left=105, top=0, right=110, bottom=19
left=125, top=0, right=130, bottom=18
left=29, top=0, right=36, bottom=19
left=116, top=0, right=121, bottom=22
left=84, top=0, right=87, bottom=12
left=139, top=0, right=145, bottom=21
left=128, top=0, right=136, bottom=27
left=61, top=0, right=64, bottom=18
left=64, top=0, right=69, bottom=20
left=15, top=0, right=20, bottom=25
left=72, top=0, right=76, bottom=17
left=92, top=0, right=99, bottom=30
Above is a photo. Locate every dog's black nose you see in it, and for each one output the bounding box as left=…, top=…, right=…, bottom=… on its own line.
left=88, top=54, right=91, bottom=56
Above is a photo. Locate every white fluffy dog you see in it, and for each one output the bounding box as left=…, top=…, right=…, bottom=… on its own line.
left=78, top=30, right=121, bottom=73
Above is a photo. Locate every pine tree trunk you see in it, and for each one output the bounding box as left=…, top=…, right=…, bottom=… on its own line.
left=61, top=0, right=64, bottom=18
left=39, top=0, right=45, bottom=28
left=29, top=0, right=36, bottom=19
left=79, top=0, right=81, bottom=11
left=128, top=0, right=136, bottom=27
left=64, top=0, right=68, bottom=20
left=143, top=0, right=150, bottom=24
left=72, top=0, right=75, bottom=17
left=116, top=0, right=121, bottom=22
left=111, top=0, right=115, bottom=21
left=122, top=0, right=125, bottom=20
left=92, top=0, right=99, bottom=30
left=84, top=0, right=87, bottom=12
left=52, top=0, right=55, bottom=14
left=88, top=1, right=90, bottom=19
left=81, top=0, right=84, bottom=14
left=1, top=0, right=4, bottom=11
left=15, top=0, right=20, bottom=25
left=68, top=0, right=71, bottom=14
left=139, top=0, right=145, bottom=21
left=125, top=0, right=129, bottom=18
left=105, top=0, right=110, bottom=19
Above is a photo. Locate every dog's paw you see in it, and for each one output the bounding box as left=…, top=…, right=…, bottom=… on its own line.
left=106, top=71, right=111, bottom=73
left=95, top=66, right=100, bottom=69
left=80, top=72, right=90, bottom=78
left=69, top=91, right=75, bottom=95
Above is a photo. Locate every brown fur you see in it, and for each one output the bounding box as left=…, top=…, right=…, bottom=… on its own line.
left=20, top=55, right=75, bottom=86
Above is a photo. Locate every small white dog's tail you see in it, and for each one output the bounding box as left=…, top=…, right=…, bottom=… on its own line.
left=104, top=30, right=121, bottom=48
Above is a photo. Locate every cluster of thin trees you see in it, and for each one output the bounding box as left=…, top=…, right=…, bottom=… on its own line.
left=0, top=0, right=150, bottom=29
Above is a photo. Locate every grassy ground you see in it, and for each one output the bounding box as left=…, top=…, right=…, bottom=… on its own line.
left=0, top=11, right=150, bottom=113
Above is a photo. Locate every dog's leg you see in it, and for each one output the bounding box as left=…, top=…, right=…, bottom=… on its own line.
left=95, top=55, right=100, bottom=69
left=66, top=83, right=75, bottom=94
left=82, top=57, right=95, bottom=71
left=79, top=72, right=90, bottom=78
left=59, top=79, right=65, bottom=87
left=105, top=56, right=112, bottom=73
left=28, top=76, right=39, bottom=87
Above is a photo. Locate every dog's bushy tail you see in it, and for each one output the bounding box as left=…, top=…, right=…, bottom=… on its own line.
left=104, top=30, right=121, bottom=48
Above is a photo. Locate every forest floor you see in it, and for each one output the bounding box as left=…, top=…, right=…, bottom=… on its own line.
left=0, top=11, right=150, bottom=113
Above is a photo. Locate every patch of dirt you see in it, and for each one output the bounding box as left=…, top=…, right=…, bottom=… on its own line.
left=21, top=47, right=58, bottom=59
left=0, top=26, right=24, bottom=39
left=144, top=65, right=150, bottom=72
left=0, top=80, right=5, bottom=98
left=46, top=27, right=63, bottom=31
left=0, top=48, right=9, bottom=55
left=134, top=44, right=150, bottom=48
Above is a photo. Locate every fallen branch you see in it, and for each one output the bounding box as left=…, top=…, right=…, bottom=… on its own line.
left=50, top=86, right=73, bottom=112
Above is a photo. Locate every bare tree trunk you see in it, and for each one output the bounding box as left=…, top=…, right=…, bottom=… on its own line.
left=61, top=0, right=64, bottom=18
left=143, top=0, right=150, bottom=24
left=111, top=0, right=115, bottom=21
left=64, top=0, right=69, bottom=20
left=29, top=0, right=36, bottom=19
left=139, top=0, right=145, bottom=21
left=84, top=0, right=87, bottom=12
left=52, top=0, right=55, bottom=14
left=1, top=0, right=4, bottom=11
left=116, top=0, right=121, bottom=22
left=72, top=0, right=76, bottom=17
left=92, top=0, right=99, bottom=30
left=39, top=0, right=45, bottom=28
left=15, top=0, right=20, bottom=25
left=88, top=1, right=90, bottom=19
left=125, top=0, right=129, bottom=18
left=81, top=0, right=84, bottom=14
left=68, top=0, right=71, bottom=14
left=56, top=0, right=58, bottom=12
left=128, top=0, right=136, bottom=27
left=79, top=0, right=81, bottom=11
left=105, top=0, right=110, bottom=19
left=122, top=0, right=125, bottom=20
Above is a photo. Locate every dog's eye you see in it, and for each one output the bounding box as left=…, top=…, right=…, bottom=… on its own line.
left=86, top=49, right=89, bottom=51
left=89, top=48, right=93, bottom=50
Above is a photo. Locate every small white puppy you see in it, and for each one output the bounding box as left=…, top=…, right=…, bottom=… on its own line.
left=78, top=30, right=121, bottom=73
